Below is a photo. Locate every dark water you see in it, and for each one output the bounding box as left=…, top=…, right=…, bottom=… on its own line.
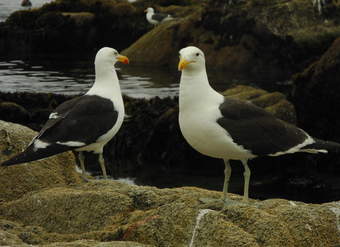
left=0, top=58, right=267, bottom=98
left=0, top=59, right=181, bottom=98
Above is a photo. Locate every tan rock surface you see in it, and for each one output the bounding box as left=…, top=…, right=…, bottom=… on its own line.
left=0, top=120, right=82, bottom=202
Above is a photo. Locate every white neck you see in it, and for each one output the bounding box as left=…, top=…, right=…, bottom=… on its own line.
left=179, top=68, right=222, bottom=112
left=86, top=62, right=122, bottom=100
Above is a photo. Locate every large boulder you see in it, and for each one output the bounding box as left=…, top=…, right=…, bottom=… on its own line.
left=222, top=85, right=297, bottom=124
left=123, top=7, right=297, bottom=80
left=0, top=180, right=339, bottom=246
left=123, top=0, right=340, bottom=81
left=292, top=37, right=340, bottom=140
left=0, top=120, right=82, bottom=202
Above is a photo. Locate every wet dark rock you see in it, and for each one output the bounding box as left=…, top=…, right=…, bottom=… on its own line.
left=292, top=37, right=340, bottom=140
left=0, top=0, right=151, bottom=57
left=0, top=92, right=73, bottom=130
left=123, top=3, right=299, bottom=81
left=124, top=0, right=340, bottom=82
left=0, top=88, right=339, bottom=203
left=0, top=101, right=31, bottom=125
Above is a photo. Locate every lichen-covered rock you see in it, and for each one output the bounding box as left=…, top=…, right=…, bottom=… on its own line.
left=0, top=180, right=339, bottom=247
left=222, top=85, right=296, bottom=124
left=41, top=241, right=153, bottom=247
left=0, top=120, right=82, bottom=202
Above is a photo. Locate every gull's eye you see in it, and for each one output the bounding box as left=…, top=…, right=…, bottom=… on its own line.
left=196, top=53, right=200, bottom=56
left=114, top=51, right=118, bottom=56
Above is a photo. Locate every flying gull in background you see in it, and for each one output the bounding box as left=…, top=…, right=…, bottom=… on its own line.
left=1, top=47, right=129, bottom=180
left=145, top=7, right=174, bottom=26
left=178, top=46, right=340, bottom=206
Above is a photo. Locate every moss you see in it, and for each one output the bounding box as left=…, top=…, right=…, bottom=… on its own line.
left=290, top=24, right=340, bottom=52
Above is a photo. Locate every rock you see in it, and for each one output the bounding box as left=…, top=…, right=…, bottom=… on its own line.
left=292, top=37, right=340, bottom=140
left=41, top=241, right=152, bottom=247
left=0, top=180, right=339, bottom=246
left=3, top=91, right=335, bottom=204
left=0, top=0, right=149, bottom=56
left=0, top=120, right=82, bottom=202
left=61, top=12, right=95, bottom=26
left=123, top=4, right=298, bottom=81
left=222, top=85, right=296, bottom=124
left=0, top=101, right=31, bottom=125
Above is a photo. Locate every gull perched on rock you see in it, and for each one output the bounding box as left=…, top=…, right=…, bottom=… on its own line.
left=1, top=47, right=129, bottom=179
left=178, top=46, right=340, bottom=205
left=145, top=7, right=174, bottom=26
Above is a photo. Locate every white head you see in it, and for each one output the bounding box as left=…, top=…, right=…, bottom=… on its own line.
left=178, top=46, right=206, bottom=73
left=94, top=47, right=129, bottom=67
left=145, top=7, right=154, bottom=14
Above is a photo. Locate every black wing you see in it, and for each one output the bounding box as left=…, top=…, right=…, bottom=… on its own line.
left=37, top=95, right=118, bottom=145
left=217, top=97, right=308, bottom=156
left=152, top=13, right=170, bottom=22
left=2, top=95, right=118, bottom=166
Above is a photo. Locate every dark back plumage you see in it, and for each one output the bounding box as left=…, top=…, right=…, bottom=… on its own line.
left=152, top=13, right=170, bottom=22
left=1, top=95, right=118, bottom=166
left=217, top=97, right=308, bottom=156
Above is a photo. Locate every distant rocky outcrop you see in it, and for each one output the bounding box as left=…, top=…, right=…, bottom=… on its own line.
left=1, top=0, right=340, bottom=81
left=123, top=0, right=340, bottom=81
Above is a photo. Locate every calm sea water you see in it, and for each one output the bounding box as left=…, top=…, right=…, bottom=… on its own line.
left=0, top=59, right=182, bottom=99
left=0, top=0, right=53, bottom=22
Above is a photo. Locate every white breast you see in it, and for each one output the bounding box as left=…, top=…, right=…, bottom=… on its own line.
left=179, top=102, right=254, bottom=160
left=179, top=74, right=254, bottom=160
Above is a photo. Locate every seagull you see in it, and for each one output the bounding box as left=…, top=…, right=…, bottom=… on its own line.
left=178, top=46, right=340, bottom=205
left=144, top=7, right=174, bottom=26
left=1, top=47, right=129, bottom=180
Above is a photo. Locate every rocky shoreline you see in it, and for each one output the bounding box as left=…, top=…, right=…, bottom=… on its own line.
left=1, top=0, right=340, bottom=80
left=1, top=0, right=340, bottom=245
left=0, top=121, right=339, bottom=246
left=1, top=84, right=340, bottom=203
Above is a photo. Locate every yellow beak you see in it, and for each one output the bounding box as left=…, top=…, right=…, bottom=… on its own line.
left=117, top=55, right=129, bottom=64
left=178, top=58, right=191, bottom=71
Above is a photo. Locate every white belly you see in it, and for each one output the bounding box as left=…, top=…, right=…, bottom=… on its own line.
left=179, top=110, right=255, bottom=160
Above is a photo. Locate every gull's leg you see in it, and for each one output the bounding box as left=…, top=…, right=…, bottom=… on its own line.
left=98, top=153, right=107, bottom=179
left=78, top=151, right=88, bottom=181
left=241, top=159, right=251, bottom=201
left=222, top=159, right=232, bottom=204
